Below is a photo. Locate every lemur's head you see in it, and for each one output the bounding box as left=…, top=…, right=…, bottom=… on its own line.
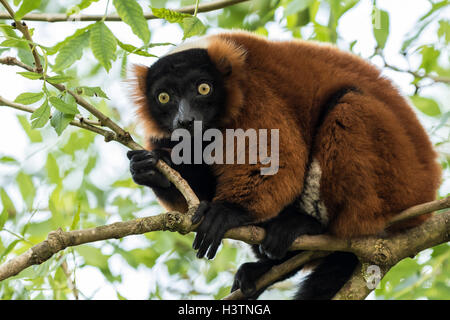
left=145, top=48, right=227, bottom=133
left=131, top=34, right=247, bottom=139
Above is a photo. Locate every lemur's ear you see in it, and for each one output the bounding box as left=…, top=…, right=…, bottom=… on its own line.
left=216, top=57, right=233, bottom=77
left=128, top=64, right=167, bottom=144
left=206, top=37, right=247, bottom=125
left=207, top=38, right=246, bottom=77
left=131, top=64, right=148, bottom=97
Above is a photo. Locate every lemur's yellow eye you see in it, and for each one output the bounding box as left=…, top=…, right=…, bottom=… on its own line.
left=158, top=92, right=170, bottom=104
left=198, top=83, right=211, bottom=96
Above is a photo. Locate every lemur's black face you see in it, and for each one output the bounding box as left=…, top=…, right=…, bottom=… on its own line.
left=145, top=49, right=227, bottom=134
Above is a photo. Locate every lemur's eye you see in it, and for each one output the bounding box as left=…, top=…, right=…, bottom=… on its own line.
left=158, top=92, right=170, bottom=104
left=198, top=83, right=211, bottom=96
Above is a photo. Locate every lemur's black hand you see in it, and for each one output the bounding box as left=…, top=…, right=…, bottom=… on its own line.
left=192, top=201, right=252, bottom=260
left=259, top=209, right=324, bottom=260
left=127, top=150, right=171, bottom=189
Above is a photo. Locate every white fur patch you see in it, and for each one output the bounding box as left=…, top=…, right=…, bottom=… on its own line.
left=297, top=159, right=329, bottom=225
left=165, top=35, right=211, bottom=56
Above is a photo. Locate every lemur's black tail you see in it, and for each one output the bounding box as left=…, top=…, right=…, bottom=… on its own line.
left=294, top=252, right=358, bottom=300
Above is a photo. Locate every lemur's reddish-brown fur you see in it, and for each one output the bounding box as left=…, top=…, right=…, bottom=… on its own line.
left=131, top=31, right=441, bottom=238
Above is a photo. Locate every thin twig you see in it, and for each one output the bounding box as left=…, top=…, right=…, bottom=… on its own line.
left=223, top=251, right=330, bottom=300
left=0, top=0, right=43, bottom=73
left=0, top=56, right=200, bottom=208
left=0, top=56, right=35, bottom=72
left=383, top=61, right=450, bottom=84
left=0, top=94, right=116, bottom=141
left=386, top=196, right=450, bottom=226
left=377, top=49, right=450, bottom=84
left=59, top=256, right=79, bottom=300
left=0, top=0, right=250, bottom=22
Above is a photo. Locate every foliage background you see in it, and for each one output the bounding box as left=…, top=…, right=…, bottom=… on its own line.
left=0, top=0, right=448, bottom=299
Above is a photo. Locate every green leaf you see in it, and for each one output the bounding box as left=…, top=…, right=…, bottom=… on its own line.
left=116, top=39, right=157, bottom=57
left=113, top=0, right=150, bottom=44
left=70, top=203, right=81, bottom=230
left=297, top=9, right=310, bottom=27
left=181, top=16, right=206, bottom=40
left=437, top=20, right=450, bottom=44
left=0, top=240, right=20, bottom=261
left=123, top=247, right=159, bottom=269
left=0, top=24, right=15, bottom=29
left=402, top=1, right=448, bottom=51
left=17, top=114, right=42, bottom=142
left=0, top=24, right=34, bottom=67
left=46, top=153, right=60, bottom=184
left=50, top=110, right=75, bottom=136
left=313, top=22, right=331, bottom=42
left=284, top=0, right=312, bottom=17
left=116, top=291, right=127, bottom=300
left=372, top=7, right=389, bottom=49
left=76, top=86, right=110, bottom=99
left=46, top=75, right=74, bottom=84
left=15, top=0, right=41, bottom=21
left=49, top=96, right=78, bottom=115
left=166, top=257, right=189, bottom=275
left=14, top=92, right=44, bottom=105
left=112, top=178, right=137, bottom=188
left=0, top=38, right=29, bottom=48
left=120, top=53, right=128, bottom=78
left=0, top=188, right=17, bottom=217
left=419, top=45, right=440, bottom=73
left=75, top=245, right=112, bottom=279
left=30, top=99, right=50, bottom=129
left=214, top=285, right=233, bottom=300
left=89, top=22, right=117, bottom=72
left=410, top=95, right=441, bottom=117
left=0, top=209, right=7, bottom=229
left=67, top=0, right=100, bottom=15
left=48, top=24, right=93, bottom=55
left=53, top=29, right=91, bottom=71
left=17, top=71, right=42, bottom=80
left=151, top=7, right=191, bottom=23
left=84, top=155, right=97, bottom=174
left=16, top=172, right=36, bottom=209
left=335, top=0, right=359, bottom=19
left=0, top=156, right=18, bottom=164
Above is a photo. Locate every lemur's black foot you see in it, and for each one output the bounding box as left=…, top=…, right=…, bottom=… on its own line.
left=192, top=201, right=252, bottom=260
left=231, top=261, right=273, bottom=299
left=127, top=150, right=171, bottom=189
left=260, top=207, right=324, bottom=260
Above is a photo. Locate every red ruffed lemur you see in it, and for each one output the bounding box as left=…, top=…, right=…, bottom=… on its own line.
left=127, top=31, right=441, bottom=300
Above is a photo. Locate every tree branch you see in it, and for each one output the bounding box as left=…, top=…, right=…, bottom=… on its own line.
left=0, top=0, right=250, bottom=22
left=0, top=189, right=447, bottom=290
left=0, top=210, right=190, bottom=281
left=223, top=204, right=450, bottom=300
